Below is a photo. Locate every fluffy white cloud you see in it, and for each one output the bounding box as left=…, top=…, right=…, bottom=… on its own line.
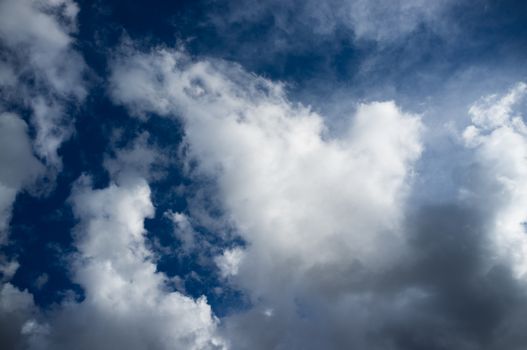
left=463, top=82, right=527, bottom=278
left=0, top=0, right=82, bottom=94
left=0, top=125, right=225, bottom=349
left=215, top=248, right=245, bottom=278
left=39, top=175, right=225, bottom=350
left=0, top=0, right=86, bottom=167
left=110, top=47, right=424, bottom=348
left=0, top=3, right=89, bottom=344
left=111, top=47, right=422, bottom=262
left=0, top=3, right=86, bottom=341
left=0, top=1, right=85, bottom=267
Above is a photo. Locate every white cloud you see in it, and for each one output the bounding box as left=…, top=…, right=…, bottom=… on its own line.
left=0, top=125, right=225, bottom=349
left=215, top=248, right=245, bottom=278
left=0, top=0, right=86, bottom=167
left=110, top=47, right=424, bottom=348
left=0, top=0, right=84, bottom=98
left=463, top=82, right=527, bottom=278
left=0, top=1, right=83, bottom=331
left=2, top=1, right=527, bottom=349
left=39, top=175, right=225, bottom=350
left=110, top=47, right=422, bottom=266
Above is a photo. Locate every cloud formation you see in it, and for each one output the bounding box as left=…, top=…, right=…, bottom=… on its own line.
left=0, top=0, right=87, bottom=254
left=0, top=0, right=86, bottom=167
left=3, top=1, right=527, bottom=349
left=107, top=47, right=439, bottom=349
left=0, top=142, right=225, bottom=350
left=45, top=174, right=224, bottom=350
left=109, top=46, right=527, bottom=349
left=463, top=83, right=527, bottom=278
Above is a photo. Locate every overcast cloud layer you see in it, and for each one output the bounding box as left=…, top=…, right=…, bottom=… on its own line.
left=2, top=0, right=527, bottom=349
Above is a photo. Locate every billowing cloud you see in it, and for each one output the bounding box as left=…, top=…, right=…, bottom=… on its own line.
left=2, top=1, right=527, bottom=348
left=108, top=45, right=527, bottom=349
left=0, top=139, right=226, bottom=349
left=0, top=0, right=86, bottom=167
left=109, top=46, right=430, bottom=348
left=39, top=174, right=224, bottom=350
left=463, top=82, right=527, bottom=278
left=0, top=0, right=87, bottom=273
left=0, top=1, right=86, bottom=329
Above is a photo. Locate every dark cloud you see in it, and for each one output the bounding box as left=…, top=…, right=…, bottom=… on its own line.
left=384, top=204, right=524, bottom=349
left=220, top=204, right=527, bottom=350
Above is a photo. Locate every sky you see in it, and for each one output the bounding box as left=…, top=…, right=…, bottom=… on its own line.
left=1, top=0, right=527, bottom=349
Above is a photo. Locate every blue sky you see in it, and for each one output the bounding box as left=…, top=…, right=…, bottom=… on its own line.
left=2, top=0, right=527, bottom=349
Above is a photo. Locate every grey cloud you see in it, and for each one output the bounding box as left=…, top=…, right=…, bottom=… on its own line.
left=104, top=131, right=169, bottom=182
left=221, top=204, right=527, bottom=350
left=0, top=113, right=43, bottom=244
left=0, top=4, right=88, bottom=338
left=0, top=283, right=40, bottom=350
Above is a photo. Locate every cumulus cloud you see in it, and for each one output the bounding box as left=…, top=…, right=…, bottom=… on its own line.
left=110, top=47, right=422, bottom=261
left=0, top=0, right=86, bottom=167
left=462, top=82, right=527, bottom=278
left=0, top=140, right=225, bottom=349
left=109, top=46, right=430, bottom=348
left=39, top=175, right=225, bottom=350
left=0, top=0, right=83, bottom=308
left=107, top=44, right=527, bottom=349
left=104, top=131, right=168, bottom=182
left=3, top=1, right=527, bottom=349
